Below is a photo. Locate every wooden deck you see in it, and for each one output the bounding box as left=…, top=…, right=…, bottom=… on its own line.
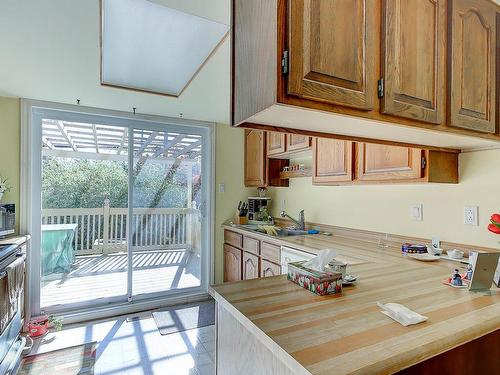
left=41, top=249, right=201, bottom=308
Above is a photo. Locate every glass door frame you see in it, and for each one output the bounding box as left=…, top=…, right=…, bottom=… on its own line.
left=21, top=100, right=214, bottom=318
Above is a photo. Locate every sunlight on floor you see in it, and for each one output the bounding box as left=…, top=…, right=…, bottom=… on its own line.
left=30, top=314, right=215, bottom=375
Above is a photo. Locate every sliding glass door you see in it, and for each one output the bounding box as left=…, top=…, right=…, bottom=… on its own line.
left=130, top=127, right=205, bottom=299
left=28, top=104, right=212, bottom=316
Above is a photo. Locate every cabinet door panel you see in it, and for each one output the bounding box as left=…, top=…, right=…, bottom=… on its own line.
left=288, top=0, right=376, bottom=110
left=243, top=252, right=260, bottom=280
left=224, top=244, right=242, bottom=282
left=449, top=0, right=496, bottom=133
left=287, top=134, right=311, bottom=151
left=312, top=138, right=354, bottom=184
left=244, top=129, right=266, bottom=186
left=267, top=132, right=287, bottom=155
left=357, top=143, right=423, bottom=181
left=261, top=260, right=281, bottom=278
left=382, top=0, right=445, bottom=124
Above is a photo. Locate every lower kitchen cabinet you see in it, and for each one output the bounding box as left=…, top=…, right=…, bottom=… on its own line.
left=224, top=229, right=282, bottom=283
left=243, top=251, right=260, bottom=280
left=224, top=244, right=242, bottom=282
left=261, top=259, right=281, bottom=278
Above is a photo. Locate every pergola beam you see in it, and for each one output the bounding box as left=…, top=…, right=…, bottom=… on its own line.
left=153, top=134, right=183, bottom=157
left=136, top=131, right=158, bottom=155
left=92, top=124, right=100, bottom=154
left=117, top=128, right=128, bottom=155
left=56, top=120, right=78, bottom=152
left=172, top=140, right=201, bottom=158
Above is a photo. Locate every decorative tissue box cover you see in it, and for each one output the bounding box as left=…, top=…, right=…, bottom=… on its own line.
left=287, top=261, right=342, bottom=296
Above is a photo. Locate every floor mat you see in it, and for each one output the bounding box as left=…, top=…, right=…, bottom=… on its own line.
left=18, top=342, right=96, bottom=375
left=152, top=299, right=215, bottom=335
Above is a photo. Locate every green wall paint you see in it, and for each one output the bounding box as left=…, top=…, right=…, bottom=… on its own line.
left=0, top=97, right=20, bottom=230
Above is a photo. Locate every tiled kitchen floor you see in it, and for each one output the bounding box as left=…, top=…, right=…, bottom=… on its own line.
left=29, top=313, right=215, bottom=375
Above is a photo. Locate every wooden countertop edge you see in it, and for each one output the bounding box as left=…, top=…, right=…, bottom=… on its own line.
left=209, top=285, right=313, bottom=375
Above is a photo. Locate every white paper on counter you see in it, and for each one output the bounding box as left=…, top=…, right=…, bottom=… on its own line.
left=377, top=302, right=428, bottom=327
left=303, top=249, right=337, bottom=271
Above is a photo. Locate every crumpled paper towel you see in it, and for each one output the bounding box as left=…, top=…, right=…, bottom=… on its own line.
left=303, top=249, right=337, bottom=271
left=378, top=302, right=428, bottom=326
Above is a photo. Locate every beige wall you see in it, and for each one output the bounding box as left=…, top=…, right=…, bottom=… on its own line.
left=0, top=97, right=20, bottom=230
left=267, top=149, right=500, bottom=249
left=214, top=124, right=254, bottom=283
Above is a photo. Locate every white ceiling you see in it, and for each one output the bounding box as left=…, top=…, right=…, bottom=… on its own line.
left=0, top=0, right=231, bottom=124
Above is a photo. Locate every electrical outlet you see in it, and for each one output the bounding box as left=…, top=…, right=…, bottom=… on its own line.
left=218, top=183, right=225, bottom=193
left=464, top=206, right=478, bottom=226
left=410, top=204, right=423, bottom=221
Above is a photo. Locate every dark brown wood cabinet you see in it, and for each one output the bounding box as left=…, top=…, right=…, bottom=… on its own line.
left=232, top=0, right=500, bottom=150
left=267, top=132, right=287, bottom=156
left=243, top=251, right=260, bottom=280
left=312, top=138, right=354, bottom=184
left=287, top=0, right=376, bottom=110
left=382, top=0, right=446, bottom=124
left=224, top=244, right=242, bottom=282
left=357, top=144, right=423, bottom=182
left=449, top=0, right=497, bottom=133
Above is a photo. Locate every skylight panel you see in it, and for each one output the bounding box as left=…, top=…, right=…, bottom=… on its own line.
left=101, top=0, right=229, bottom=96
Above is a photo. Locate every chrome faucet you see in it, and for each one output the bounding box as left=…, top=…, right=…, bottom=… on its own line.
left=280, top=210, right=305, bottom=231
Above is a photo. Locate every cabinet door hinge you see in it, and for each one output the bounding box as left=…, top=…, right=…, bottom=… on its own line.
left=281, top=50, right=289, bottom=75
left=421, top=156, right=427, bottom=169
left=377, top=78, right=384, bottom=98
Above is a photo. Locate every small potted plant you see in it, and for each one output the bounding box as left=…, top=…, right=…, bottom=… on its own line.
left=0, top=175, right=11, bottom=202
left=28, top=315, right=63, bottom=337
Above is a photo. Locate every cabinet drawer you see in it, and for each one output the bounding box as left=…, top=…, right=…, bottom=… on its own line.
left=261, top=242, right=280, bottom=263
left=224, top=230, right=243, bottom=248
left=261, top=259, right=281, bottom=278
left=243, top=236, right=260, bottom=255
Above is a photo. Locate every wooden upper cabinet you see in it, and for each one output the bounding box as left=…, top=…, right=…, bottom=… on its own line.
left=267, top=132, right=287, bottom=155
left=224, top=244, right=242, bottom=283
left=287, top=0, right=376, bottom=110
left=244, top=129, right=266, bottom=187
left=357, top=144, right=423, bottom=181
left=312, top=138, right=354, bottom=184
left=449, top=0, right=497, bottom=133
left=382, top=0, right=446, bottom=124
left=287, top=134, right=311, bottom=151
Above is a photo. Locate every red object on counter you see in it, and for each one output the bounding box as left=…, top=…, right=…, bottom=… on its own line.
left=28, top=316, right=49, bottom=337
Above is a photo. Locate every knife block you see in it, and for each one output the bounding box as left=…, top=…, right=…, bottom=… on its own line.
left=234, top=210, right=248, bottom=225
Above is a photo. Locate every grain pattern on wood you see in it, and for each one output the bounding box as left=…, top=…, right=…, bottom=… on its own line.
left=223, top=244, right=242, bottom=282
left=286, top=134, right=311, bottom=151
left=287, top=0, right=376, bottom=110
left=261, top=242, right=282, bottom=264
left=261, top=260, right=281, bottom=278
left=356, top=143, right=423, bottom=181
left=267, top=132, right=287, bottom=155
left=382, top=0, right=446, bottom=124
left=244, top=129, right=267, bottom=187
left=212, top=232, right=500, bottom=375
left=243, top=251, right=260, bottom=280
left=232, top=0, right=277, bottom=125
left=312, top=138, right=354, bottom=184
left=449, top=0, right=497, bottom=133
left=243, top=236, right=260, bottom=256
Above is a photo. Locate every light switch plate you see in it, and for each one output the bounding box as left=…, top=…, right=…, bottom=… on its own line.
left=218, top=183, right=225, bottom=193
left=464, top=206, right=478, bottom=226
left=410, top=204, right=423, bottom=221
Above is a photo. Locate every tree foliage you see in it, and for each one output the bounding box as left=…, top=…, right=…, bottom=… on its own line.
left=42, top=157, right=190, bottom=209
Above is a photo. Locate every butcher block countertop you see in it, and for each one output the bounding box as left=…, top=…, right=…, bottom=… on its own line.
left=210, top=230, right=500, bottom=375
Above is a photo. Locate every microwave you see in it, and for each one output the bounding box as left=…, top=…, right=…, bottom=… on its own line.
left=0, top=203, right=15, bottom=237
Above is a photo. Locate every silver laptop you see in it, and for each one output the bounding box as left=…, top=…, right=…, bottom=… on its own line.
left=468, top=252, right=500, bottom=291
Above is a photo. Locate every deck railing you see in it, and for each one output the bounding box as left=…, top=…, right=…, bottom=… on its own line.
left=42, top=199, right=199, bottom=256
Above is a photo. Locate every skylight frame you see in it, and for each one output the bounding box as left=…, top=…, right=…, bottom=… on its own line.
left=99, top=0, right=230, bottom=97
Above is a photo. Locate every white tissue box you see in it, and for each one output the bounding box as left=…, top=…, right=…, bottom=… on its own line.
left=287, top=261, right=343, bottom=296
